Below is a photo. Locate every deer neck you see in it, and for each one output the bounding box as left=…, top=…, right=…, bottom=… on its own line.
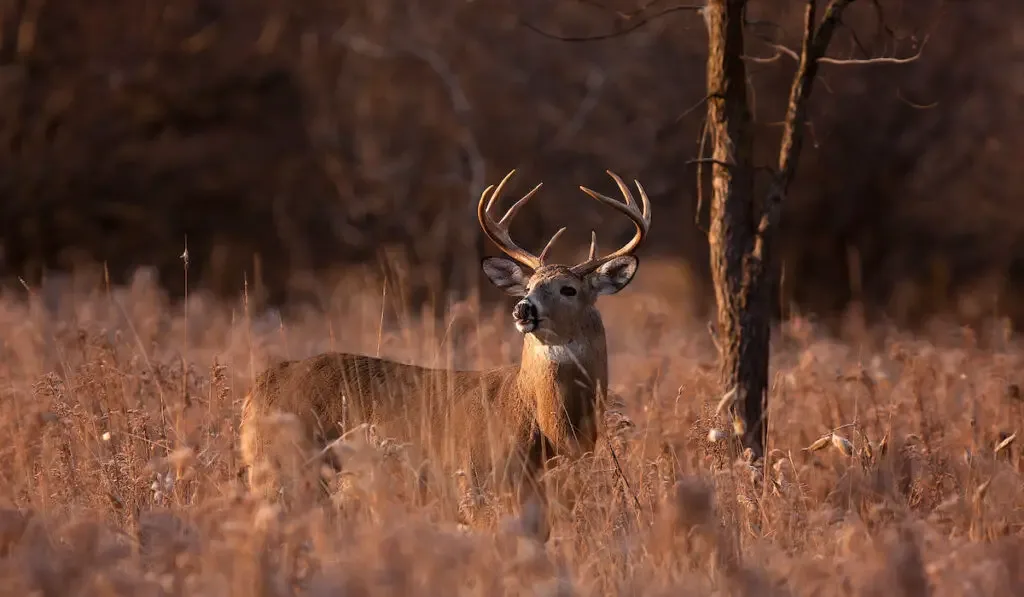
left=517, top=326, right=608, bottom=456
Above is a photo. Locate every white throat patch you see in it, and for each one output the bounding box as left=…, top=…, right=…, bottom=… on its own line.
left=531, top=340, right=585, bottom=365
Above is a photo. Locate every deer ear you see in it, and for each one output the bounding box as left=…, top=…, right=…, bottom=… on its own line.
left=482, top=257, right=530, bottom=296
left=588, top=255, right=638, bottom=296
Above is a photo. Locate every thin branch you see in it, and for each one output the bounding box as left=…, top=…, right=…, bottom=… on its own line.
left=758, top=37, right=798, bottom=61
left=745, top=43, right=797, bottom=63
left=818, top=37, right=927, bottom=64
left=522, top=5, right=702, bottom=42
left=572, top=0, right=619, bottom=12
left=896, top=87, right=939, bottom=109
left=687, top=158, right=776, bottom=173
left=776, top=0, right=856, bottom=192
left=540, top=20, right=660, bottom=151
left=694, top=115, right=709, bottom=233
left=687, top=158, right=738, bottom=169
left=751, top=0, right=930, bottom=276
left=573, top=0, right=672, bottom=20
left=747, top=0, right=932, bottom=69
left=750, top=0, right=843, bottom=277
left=675, top=92, right=724, bottom=124
left=335, top=30, right=486, bottom=207
left=869, top=0, right=902, bottom=46
left=544, top=67, right=608, bottom=150
left=843, top=16, right=873, bottom=59
left=744, top=17, right=795, bottom=65
left=754, top=36, right=927, bottom=66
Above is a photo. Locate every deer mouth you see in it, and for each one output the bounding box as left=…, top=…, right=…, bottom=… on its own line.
left=514, top=316, right=541, bottom=333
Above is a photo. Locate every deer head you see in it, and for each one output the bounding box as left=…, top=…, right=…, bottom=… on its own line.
left=478, top=169, right=651, bottom=352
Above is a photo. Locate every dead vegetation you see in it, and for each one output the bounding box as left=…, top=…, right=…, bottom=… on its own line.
left=0, top=264, right=1019, bottom=595
left=1, top=0, right=1023, bottom=324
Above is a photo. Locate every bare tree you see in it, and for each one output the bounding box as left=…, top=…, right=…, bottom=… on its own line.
left=701, top=0, right=931, bottom=461
left=525, top=0, right=934, bottom=462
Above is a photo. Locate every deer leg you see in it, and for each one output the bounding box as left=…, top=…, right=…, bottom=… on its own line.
left=499, top=427, right=555, bottom=541
left=241, top=412, right=324, bottom=511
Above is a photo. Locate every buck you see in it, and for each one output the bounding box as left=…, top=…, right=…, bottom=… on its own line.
left=239, top=169, right=651, bottom=522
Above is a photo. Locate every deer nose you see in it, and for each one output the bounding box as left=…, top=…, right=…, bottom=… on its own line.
left=513, top=300, right=537, bottom=322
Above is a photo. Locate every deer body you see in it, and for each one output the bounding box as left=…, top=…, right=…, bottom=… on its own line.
left=240, top=355, right=538, bottom=494
left=240, top=325, right=606, bottom=495
left=239, top=170, right=651, bottom=523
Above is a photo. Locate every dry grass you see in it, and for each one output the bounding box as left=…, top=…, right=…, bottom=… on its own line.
left=0, top=261, right=1023, bottom=596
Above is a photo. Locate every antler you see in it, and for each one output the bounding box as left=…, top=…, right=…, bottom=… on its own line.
left=570, top=170, right=652, bottom=275
left=478, top=169, right=566, bottom=270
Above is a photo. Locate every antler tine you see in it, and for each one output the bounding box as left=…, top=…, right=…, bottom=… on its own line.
left=571, top=170, right=652, bottom=275
left=478, top=169, right=545, bottom=270
left=485, top=169, right=515, bottom=213
left=538, top=227, right=567, bottom=265
left=498, top=182, right=544, bottom=227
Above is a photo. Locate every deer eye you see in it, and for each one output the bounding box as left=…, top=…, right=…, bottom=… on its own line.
left=560, top=286, right=577, bottom=297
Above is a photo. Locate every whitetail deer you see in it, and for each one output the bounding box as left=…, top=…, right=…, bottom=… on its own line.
left=239, top=169, right=651, bottom=524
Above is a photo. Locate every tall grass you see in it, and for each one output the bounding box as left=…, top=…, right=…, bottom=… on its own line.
left=0, top=261, right=1022, bottom=596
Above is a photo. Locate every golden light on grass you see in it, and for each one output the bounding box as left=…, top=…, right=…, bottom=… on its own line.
left=0, top=265, right=1021, bottom=594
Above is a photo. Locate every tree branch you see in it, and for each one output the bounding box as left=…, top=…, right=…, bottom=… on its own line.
left=674, top=92, right=726, bottom=123
left=818, top=41, right=926, bottom=65
left=751, top=32, right=928, bottom=66
left=842, top=15, right=873, bottom=59
left=896, top=88, right=939, bottom=110
left=572, top=0, right=674, bottom=20
left=750, top=0, right=854, bottom=273
left=687, top=158, right=776, bottom=174
left=746, top=0, right=933, bottom=69
left=744, top=42, right=798, bottom=63
left=869, top=0, right=901, bottom=46
left=335, top=31, right=486, bottom=207
left=777, top=0, right=854, bottom=192
left=522, top=5, right=702, bottom=42
left=761, top=37, right=929, bottom=66
left=686, top=158, right=737, bottom=169
left=752, top=0, right=936, bottom=271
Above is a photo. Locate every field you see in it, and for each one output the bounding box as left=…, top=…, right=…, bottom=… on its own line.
left=0, top=261, right=1022, bottom=597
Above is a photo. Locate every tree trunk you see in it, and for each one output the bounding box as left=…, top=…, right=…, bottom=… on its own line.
left=704, top=0, right=770, bottom=461
left=703, top=0, right=865, bottom=462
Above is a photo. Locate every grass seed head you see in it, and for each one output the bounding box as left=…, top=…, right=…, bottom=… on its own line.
left=831, top=433, right=854, bottom=457
left=805, top=434, right=832, bottom=452
left=973, top=479, right=992, bottom=504
left=707, top=428, right=728, bottom=443
left=994, top=432, right=1016, bottom=454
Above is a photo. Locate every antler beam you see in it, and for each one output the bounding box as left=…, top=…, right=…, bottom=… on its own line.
left=478, top=169, right=568, bottom=270
left=571, top=170, right=652, bottom=275
left=478, top=169, right=651, bottom=273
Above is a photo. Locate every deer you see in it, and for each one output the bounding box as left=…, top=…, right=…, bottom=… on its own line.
left=238, top=169, right=651, bottom=530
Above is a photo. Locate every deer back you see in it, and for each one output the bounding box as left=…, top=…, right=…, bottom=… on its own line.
left=242, top=352, right=539, bottom=476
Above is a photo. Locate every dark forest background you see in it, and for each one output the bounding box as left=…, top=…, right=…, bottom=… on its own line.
left=0, top=0, right=1021, bottom=326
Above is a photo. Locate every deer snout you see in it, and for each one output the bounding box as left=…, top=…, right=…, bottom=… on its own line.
left=512, top=299, right=539, bottom=333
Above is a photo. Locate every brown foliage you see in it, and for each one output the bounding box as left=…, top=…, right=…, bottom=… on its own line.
left=0, top=267, right=1021, bottom=594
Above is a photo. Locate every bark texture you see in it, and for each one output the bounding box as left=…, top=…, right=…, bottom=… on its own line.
left=704, top=0, right=767, bottom=459
left=704, top=0, right=860, bottom=461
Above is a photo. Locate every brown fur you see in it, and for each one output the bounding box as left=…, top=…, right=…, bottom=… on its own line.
left=239, top=265, right=614, bottom=513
